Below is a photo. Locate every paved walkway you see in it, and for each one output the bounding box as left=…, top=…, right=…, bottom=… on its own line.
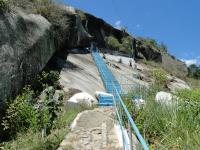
left=57, top=107, right=121, bottom=150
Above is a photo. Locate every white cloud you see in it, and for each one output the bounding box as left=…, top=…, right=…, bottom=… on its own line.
left=182, top=59, right=198, bottom=66
left=115, top=20, right=122, bottom=29
left=181, top=57, right=200, bottom=66
left=135, top=24, right=141, bottom=29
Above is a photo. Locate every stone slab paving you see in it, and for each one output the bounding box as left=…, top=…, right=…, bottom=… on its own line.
left=57, top=107, right=121, bottom=150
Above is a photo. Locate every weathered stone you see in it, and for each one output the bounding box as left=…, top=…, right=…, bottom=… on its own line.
left=57, top=107, right=121, bottom=150
left=0, top=10, right=55, bottom=110
left=167, top=76, right=190, bottom=92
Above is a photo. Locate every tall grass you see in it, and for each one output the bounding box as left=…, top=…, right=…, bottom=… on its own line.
left=124, top=86, right=200, bottom=149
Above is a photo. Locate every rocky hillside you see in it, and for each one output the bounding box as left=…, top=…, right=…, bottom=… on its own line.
left=0, top=0, right=187, bottom=111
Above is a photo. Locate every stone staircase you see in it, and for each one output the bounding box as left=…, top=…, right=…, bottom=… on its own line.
left=57, top=107, right=121, bottom=150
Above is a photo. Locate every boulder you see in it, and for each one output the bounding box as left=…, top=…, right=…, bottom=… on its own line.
left=0, top=10, right=55, bottom=110
left=135, top=41, right=162, bottom=62
left=68, top=92, right=97, bottom=106
left=155, top=91, right=178, bottom=106
left=167, top=77, right=190, bottom=92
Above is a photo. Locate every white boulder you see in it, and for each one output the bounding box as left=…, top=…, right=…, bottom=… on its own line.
left=167, top=76, right=190, bottom=92
left=68, top=92, right=97, bottom=106
left=155, top=91, right=174, bottom=106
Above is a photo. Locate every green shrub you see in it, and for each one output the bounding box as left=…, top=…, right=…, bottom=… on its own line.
left=152, top=68, right=167, bottom=87
left=121, top=36, right=133, bottom=54
left=32, top=71, right=60, bottom=94
left=137, top=37, right=168, bottom=54
left=1, top=104, right=93, bottom=150
left=0, top=0, right=8, bottom=10
left=2, top=87, right=38, bottom=136
left=1, top=71, right=60, bottom=139
left=104, top=36, right=121, bottom=50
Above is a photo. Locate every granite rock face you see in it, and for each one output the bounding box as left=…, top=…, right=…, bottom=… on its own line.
left=0, top=10, right=55, bottom=110
left=0, top=5, right=93, bottom=110
left=0, top=2, right=188, bottom=111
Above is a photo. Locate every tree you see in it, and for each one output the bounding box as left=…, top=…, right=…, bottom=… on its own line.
left=188, top=64, right=199, bottom=77
left=194, top=69, right=200, bottom=79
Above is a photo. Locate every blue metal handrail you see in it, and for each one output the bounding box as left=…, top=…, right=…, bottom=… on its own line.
left=112, top=85, right=149, bottom=150
left=91, top=46, right=149, bottom=150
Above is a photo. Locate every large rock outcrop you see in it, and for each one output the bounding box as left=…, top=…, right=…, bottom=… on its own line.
left=80, top=11, right=126, bottom=47
left=0, top=10, right=55, bottom=110
left=0, top=1, right=188, bottom=111
left=0, top=5, right=93, bottom=110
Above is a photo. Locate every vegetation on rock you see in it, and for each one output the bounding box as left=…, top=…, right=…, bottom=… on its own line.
left=137, top=37, right=168, bottom=54
left=0, top=0, right=8, bottom=10
left=121, top=36, right=134, bottom=54
left=152, top=68, right=168, bottom=87
left=105, top=35, right=134, bottom=55
left=104, top=36, right=121, bottom=50
left=1, top=71, right=60, bottom=140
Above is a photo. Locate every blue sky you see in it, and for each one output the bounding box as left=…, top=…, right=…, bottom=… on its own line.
left=62, top=0, right=200, bottom=66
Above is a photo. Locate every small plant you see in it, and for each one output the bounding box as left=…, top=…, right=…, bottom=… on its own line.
left=152, top=68, right=167, bottom=87
left=121, top=36, right=133, bottom=55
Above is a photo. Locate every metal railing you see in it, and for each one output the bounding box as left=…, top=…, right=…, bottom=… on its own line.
left=91, top=46, right=149, bottom=150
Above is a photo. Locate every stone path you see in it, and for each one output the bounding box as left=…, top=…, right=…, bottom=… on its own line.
left=57, top=107, right=121, bottom=150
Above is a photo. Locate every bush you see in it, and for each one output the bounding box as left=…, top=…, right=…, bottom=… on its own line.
left=32, top=71, right=60, bottom=94
left=0, top=0, right=8, bottom=10
left=152, top=68, right=167, bottom=87
left=121, top=36, right=133, bottom=55
left=1, top=104, right=92, bottom=150
left=1, top=71, right=60, bottom=139
left=137, top=37, right=168, bottom=54
left=104, top=36, right=121, bottom=50
left=2, top=87, right=38, bottom=136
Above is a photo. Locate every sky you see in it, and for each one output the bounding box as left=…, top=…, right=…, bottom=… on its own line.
left=61, top=0, right=200, bottom=66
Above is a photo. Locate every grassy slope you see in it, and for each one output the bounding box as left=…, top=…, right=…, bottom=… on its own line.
left=124, top=86, right=200, bottom=149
